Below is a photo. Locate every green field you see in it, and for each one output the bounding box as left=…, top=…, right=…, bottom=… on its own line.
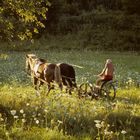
left=0, top=50, right=140, bottom=140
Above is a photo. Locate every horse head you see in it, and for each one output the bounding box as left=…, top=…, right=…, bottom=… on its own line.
left=25, top=54, right=37, bottom=75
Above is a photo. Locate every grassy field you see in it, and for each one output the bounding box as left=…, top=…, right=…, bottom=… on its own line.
left=0, top=50, right=140, bottom=140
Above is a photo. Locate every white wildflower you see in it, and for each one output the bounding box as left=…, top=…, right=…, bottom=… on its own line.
left=104, top=130, right=111, bottom=135
left=38, top=113, right=41, bottom=116
left=95, top=123, right=102, bottom=129
left=0, top=118, right=4, bottom=121
left=121, top=130, right=127, bottom=134
left=20, top=109, right=24, bottom=114
left=44, top=109, right=48, bottom=113
left=26, top=103, right=30, bottom=106
left=11, top=110, right=16, bottom=116
left=14, top=115, right=18, bottom=119
left=22, top=119, right=26, bottom=123
left=5, top=132, right=9, bottom=136
left=58, top=120, right=63, bottom=124
left=34, top=117, right=37, bottom=120
left=23, top=114, right=26, bottom=117
left=36, top=120, right=39, bottom=124
left=94, top=120, right=101, bottom=124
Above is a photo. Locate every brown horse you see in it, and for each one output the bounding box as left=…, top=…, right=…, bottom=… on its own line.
left=25, top=54, right=77, bottom=95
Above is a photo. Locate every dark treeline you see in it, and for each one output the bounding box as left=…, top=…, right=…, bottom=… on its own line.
left=44, top=0, right=140, bottom=51
left=0, top=0, right=140, bottom=51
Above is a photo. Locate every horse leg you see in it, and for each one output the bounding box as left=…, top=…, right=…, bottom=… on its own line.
left=69, top=87, right=72, bottom=95
left=61, top=78, right=68, bottom=93
left=46, top=83, right=53, bottom=96
left=38, top=81, right=44, bottom=89
left=62, top=79, right=72, bottom=94
left=65, top=79, right=72, bottom=95
left=45, top=74, right=54, bottom=96
left=33, top=77, right=40, bottom=96
left=33, top=77, right=38, bottom=90
left=59, top=83, right=63, bottom=92
left=67, top=79, right=77, bottom=95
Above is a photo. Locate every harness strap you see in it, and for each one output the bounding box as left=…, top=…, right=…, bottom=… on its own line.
left=61, top=75, right=75, bottom=80
left=34, top=62, right=46, bottom=76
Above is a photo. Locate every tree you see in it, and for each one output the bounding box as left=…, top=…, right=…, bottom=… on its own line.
left=122, top=0, right=140, bottom=14
left=0, top=0, right=51, bottom=41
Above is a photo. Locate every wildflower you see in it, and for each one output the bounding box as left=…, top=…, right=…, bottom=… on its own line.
left=34, top=117, right=37, bottom=120
left=101, top=121, right=105, bottom=126
left=22, top=119, right=26, bottom=123
left=36, top=120, right=39, bottom=124
left=20, top=109, right=24, bottom=114
left=14, top=115, right=18, bottom=119
left=0, top=114, right=3, bottom=121
left=128, top=77, right=133, bottom=84
left=38, top=113, right=41, bottom=116
left=95, top=123, right=102, bottom=129
left=94, top=120, right=101, bottom=124
left=5, top=132, right=9, bottom=136
left=112, top=103, right=116, bottom=108
left=26, top=103, right=30, bottom=106
left=46, top=127, right=49, bottom=131
left=11, top=110, right=16, bottom=116
left=121, top=130, right=127, bottom=134
left=44, top=109, right=48, bottom=113
left=58, top=120, right=63, bottom=124
left=104, top=130, right=111, bottom=135
left=23, top=114, right=26, bottom=117
left=0, top=118, right=4, bottom=121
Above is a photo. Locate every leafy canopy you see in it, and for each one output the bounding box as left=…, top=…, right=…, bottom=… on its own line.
left=0, top=0, right=51, bottom=41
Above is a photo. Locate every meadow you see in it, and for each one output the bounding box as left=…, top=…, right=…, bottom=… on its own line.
left=0, top=50, right=140, bottom=140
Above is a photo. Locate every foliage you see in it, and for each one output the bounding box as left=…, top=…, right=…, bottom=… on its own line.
left=0, top=0, right=51, bottom=41
left=122, top=0, right=140, bottom=14
left=0, top=0, right=140, bottom=51
left=44, top=0, right=140, bottom=51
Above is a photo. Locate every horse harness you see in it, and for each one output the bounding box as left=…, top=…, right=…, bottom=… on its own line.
left=33, top=62, right=75, bottom=81
left=33, top=61, right=46, bottom=77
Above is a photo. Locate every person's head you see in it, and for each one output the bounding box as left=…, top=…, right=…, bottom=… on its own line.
left=106, top=59, right=112, bottom=63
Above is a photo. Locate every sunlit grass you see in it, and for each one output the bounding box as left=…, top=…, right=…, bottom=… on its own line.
left=0, top=84, right=139, bottom=139
left=0, top=50, right=140, bottom=139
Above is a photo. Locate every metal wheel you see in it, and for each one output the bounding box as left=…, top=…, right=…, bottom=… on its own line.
left=100, top=81, right=116, bottom=100
left=78, top=82, right=93, bottom=98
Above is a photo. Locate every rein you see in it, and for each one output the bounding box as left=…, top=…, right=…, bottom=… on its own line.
left=61, top=75, right=75, bottom=80
left=32, top=73, right=50, bottom=86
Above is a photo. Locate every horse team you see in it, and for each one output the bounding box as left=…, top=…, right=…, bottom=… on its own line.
left=25, top=54, right=77, bottom=95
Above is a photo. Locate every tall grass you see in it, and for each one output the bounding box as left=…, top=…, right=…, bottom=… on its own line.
left=0, top=50, right=140, bottom=139
left=0, top=50, right=139, bottom=86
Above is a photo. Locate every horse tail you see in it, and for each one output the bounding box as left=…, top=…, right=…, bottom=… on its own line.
left=71, top=64, right=83, bottom=69
left=54, top=64, right=62, bottom=88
